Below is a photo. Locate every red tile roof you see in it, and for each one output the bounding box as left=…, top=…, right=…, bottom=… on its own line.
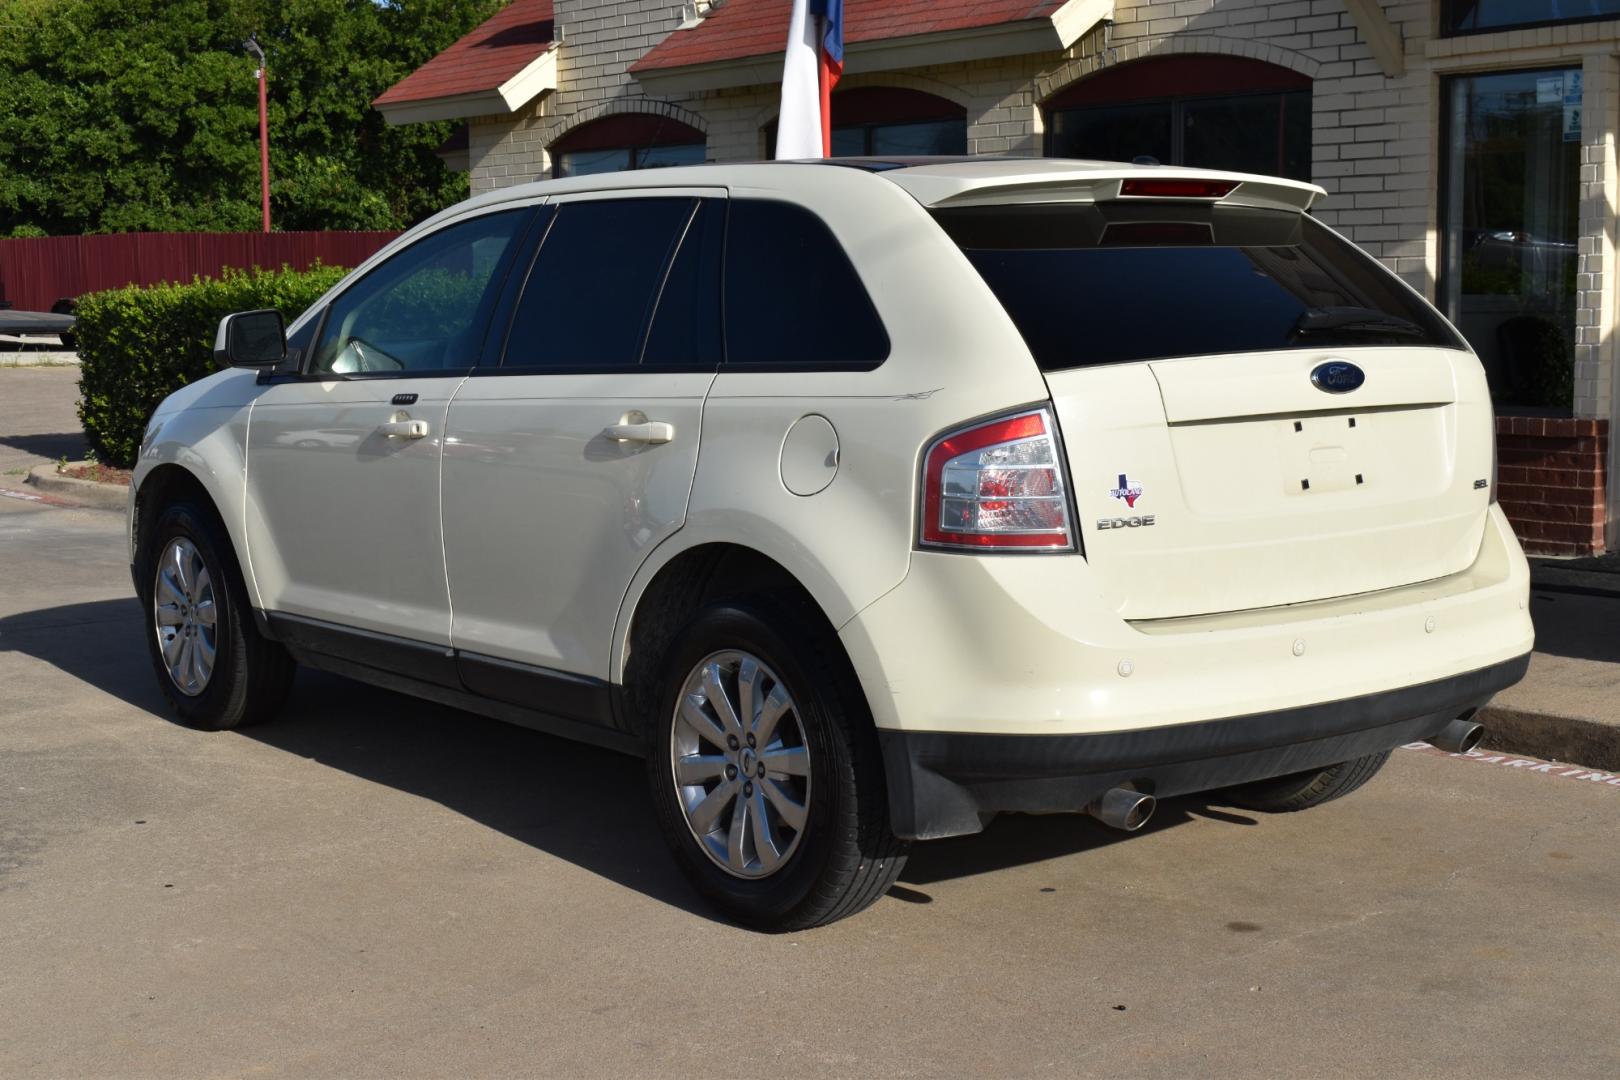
left=374, top=0, right=554, bottom=107
left=632, top=0, right=1065, bottom=73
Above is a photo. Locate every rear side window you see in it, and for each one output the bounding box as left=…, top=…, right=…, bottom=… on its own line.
left=724, top=199, right=888, bottom=369
left=504, top=197, right=697, bottom=370
left=933, top=204, right=1465, bottom=370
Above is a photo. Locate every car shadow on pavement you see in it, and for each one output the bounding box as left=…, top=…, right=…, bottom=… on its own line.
left=1528, top=589, right=1620, bottom=664
left=0, top=430, right=88, bottom=462
left=3, top=598, right=1245, bottom=922
left=0, top=597, right=171, bottom=718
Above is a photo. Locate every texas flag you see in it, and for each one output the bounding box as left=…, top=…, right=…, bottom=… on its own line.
left=775, top=0, right=845, bottom=158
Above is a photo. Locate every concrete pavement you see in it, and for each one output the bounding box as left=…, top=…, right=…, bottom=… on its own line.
left=2, top=371, right=1620, bottom=1077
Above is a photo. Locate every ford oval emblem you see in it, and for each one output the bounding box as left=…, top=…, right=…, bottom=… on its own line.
left=1311, top=361, right=1365, bottom=394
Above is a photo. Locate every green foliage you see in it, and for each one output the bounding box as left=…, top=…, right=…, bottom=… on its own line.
left=0, top=0, right=501, bottom=236
left=75, top=264, right=347, bottom=465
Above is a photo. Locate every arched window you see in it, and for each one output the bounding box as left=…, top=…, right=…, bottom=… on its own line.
left=766, top=87, right=967, bottom=157
left=551, top=114, right=706, bottom=178
left=1044, top=56, right=1311, bottom=180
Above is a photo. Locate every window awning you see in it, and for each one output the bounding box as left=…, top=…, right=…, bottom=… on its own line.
left=631, top=0, right=1114, bottom=96
left=374, top=0, right=556, bottom=125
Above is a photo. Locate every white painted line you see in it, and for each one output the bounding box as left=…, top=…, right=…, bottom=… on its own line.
left=1399, top=742, right=1620, bottom=791
left=0, top=488, right=44, bottom=502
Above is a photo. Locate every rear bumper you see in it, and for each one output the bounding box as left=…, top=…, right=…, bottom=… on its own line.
left=880, top=653, right=1529, bottom=839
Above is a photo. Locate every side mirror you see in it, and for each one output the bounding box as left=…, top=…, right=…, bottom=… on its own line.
left=213, top=309, right=286, bottom=368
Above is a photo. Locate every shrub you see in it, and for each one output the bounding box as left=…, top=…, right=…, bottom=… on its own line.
left=75, top=264, right=348, bottom=466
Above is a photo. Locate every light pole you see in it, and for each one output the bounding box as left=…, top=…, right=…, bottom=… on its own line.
left=244, top=35, right=270, bottom=233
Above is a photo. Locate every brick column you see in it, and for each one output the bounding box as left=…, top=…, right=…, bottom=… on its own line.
left=1496, top=417, right=1609, bottom=555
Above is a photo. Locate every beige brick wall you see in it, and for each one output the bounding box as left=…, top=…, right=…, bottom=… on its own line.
left=460, top=0, right=1620, bottom=436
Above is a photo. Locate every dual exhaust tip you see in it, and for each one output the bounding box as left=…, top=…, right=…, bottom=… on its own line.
left=1085, top=713, right=1485, bottom=833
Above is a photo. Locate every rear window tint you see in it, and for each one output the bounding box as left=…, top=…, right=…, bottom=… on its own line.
left=724, top=199, right=888, bottom=369
left=932, top=204, right=1465, bottom=370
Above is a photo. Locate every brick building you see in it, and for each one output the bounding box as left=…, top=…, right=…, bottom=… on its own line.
left=376, top=0, right=1618, bottom=555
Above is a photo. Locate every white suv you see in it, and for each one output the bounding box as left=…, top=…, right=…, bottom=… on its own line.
left=131, top=159, right=1534, bottom=929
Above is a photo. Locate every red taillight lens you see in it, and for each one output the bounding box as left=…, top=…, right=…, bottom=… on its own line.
left=1118, top=178, right=1238, bottom=199
left=920, top=407, right=1076, bottom=551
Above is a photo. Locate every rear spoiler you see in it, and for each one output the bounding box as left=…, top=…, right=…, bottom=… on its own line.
left=892, top=170, right=1325, bottom=214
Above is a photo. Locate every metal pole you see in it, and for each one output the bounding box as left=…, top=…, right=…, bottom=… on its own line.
left=257, top=63, right=270, bottom=232
left=245, top=36, right=270, bottom=233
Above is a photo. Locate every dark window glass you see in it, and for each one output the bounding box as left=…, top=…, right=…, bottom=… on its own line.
left=1443, top=0, right=1618, bottom=35
left=310, top=210, right=525, bottom=375
left=724, top=200, right=889, bottom=368
left=1049, top=91, right=1311, bottom=180
left=1048, top=103, right=1173, bottom=167
left=933, top=203, right=1464, bottom=371
left=556, top=143, right=705, bottom=177
left=504, top=198, right=697, bottom=370
left=1441, top=68, right=1580, bottom=411
left=642, top=200, right=724, bottom=368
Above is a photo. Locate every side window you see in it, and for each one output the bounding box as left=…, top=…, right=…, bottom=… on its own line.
left=724, top=199, right=889, bottom=368
left=642, top=199, right=724, bottom=369
left=310, top=209, right=526, bottom=375
left=503, top=198, right=698, bottom=370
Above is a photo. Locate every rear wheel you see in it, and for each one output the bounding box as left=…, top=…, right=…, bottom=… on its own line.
left=1222, top=750, right=1392, bottom=813
left=646, top=599, right=908, bottom=930
left=140, top=500, right=293, bottom=730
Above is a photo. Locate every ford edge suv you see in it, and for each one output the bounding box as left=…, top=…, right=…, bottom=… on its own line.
left=130, top=159, right=1533, bottom=929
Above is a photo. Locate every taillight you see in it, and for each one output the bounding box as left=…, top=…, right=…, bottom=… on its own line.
left=919, top=406, right=1077, bottom=552
left=1118, top=178, right=1238, bottom=199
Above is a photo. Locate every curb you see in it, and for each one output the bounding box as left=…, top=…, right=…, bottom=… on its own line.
left=1478, top=705, right=1620, bottom=773
left=0, top=351, right=79, bottom=367
left=26, top=463, right=128, bottom=512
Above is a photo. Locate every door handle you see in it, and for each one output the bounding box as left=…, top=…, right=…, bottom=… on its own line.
left=603, top=420, right=675, bottom=444
left=377, top=412, right=430, bottom=440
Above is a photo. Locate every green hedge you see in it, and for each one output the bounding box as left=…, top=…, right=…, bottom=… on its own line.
left=76, top=264, right=349, bottom=466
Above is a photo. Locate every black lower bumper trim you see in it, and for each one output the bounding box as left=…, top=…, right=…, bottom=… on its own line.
left=878, top=654, right=1531, bottom=840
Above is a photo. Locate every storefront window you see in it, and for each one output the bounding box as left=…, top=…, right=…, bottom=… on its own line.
left=1044, top=57, right=1312, bottom=181
left=1441, top=69, right=1581, bottom=412
left=766, top=87, right=967, bottom=158
left=552, top=115, right=706, bottom=178
left=1442, top=0, right=1620, bottom=36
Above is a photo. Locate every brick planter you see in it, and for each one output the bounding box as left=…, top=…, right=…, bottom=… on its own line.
left=1495, top=417, right=1609, bottom=556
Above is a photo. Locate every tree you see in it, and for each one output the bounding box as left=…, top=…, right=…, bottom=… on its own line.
left=0, top=0, right=502, bottom=236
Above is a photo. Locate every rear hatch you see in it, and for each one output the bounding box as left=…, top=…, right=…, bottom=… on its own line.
left=931, top=181, right=1494, bottom=621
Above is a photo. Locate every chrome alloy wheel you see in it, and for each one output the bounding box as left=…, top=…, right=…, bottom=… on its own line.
left=153, top=537, right=218, bottom=697
left=670, top=650, right=812, bottom=879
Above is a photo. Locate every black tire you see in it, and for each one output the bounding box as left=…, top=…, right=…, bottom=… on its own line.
left=646, top=598, right=908, bottom=931
left=138, top=499, right=294, bottom=731
left=1223, top=750, right=1392, bottom=813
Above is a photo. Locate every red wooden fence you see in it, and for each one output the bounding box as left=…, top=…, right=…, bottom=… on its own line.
left=0, top=230, right=400, bottom=312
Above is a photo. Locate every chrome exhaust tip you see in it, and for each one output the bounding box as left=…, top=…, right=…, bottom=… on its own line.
left=1087, top=787, right=1156, bottom=832
left=1428, top=714, right=1484, bottom=754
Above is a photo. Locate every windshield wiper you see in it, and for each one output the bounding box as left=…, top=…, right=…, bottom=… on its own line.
left=1290, top=306, right=1426, bottom=341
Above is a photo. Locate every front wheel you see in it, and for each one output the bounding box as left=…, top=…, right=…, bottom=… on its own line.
left=140, top=500, right=294, bottom=730
left=1222, top=750, right=1392, bottom=813
left=646, top=599, right=907, bottom=930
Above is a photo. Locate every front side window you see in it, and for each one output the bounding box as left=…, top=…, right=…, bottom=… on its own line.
left=934, top=203, right=1463, bottom=371
left=309, top=210, right=526, bottom=375
left=503, top=198, right=702, bottom=370
left=1442, top=0, right=1619, bottom=35
left=724, top=200, right=888, bottom=369
left=1441, top=68, right=1580, bottom=411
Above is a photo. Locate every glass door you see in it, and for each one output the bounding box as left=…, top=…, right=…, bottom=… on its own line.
left=1441, top=68, right=1581, bottom=412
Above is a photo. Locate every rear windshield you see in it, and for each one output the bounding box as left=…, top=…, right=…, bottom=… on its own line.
left=932, top=203, right=1465, bottom=370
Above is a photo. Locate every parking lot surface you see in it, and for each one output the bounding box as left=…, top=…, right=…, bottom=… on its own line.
left=2, top=372, right=1618, bottom=1078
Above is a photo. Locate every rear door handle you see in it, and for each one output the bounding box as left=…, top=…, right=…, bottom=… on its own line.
left=377, top=413, right=430, bottom=440
left=603, top=420, right=675, bottom=444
